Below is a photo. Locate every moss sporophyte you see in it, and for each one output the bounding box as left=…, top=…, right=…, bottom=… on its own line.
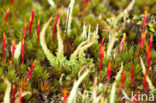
left=5, top=8, right=9, bottom=22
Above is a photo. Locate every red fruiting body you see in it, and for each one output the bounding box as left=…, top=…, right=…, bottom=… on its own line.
left=63, top=89, right=69, bottom=103
left=12, top=39, right=15, bottom=65
left=3, top=33, right=6, bottom=60
left=11, top=0, right=14, bottom=5
left=37, top=19, right=40, bottom=43
left=130, top=65, right=134, bottom=84
left=107, top=62, right=112, bottom=81
left=119, top=34, right=126, bottom=57
left=120, top=71, right=126, bottom=90
left=21, top=38, right=25, bottom=64
left=99, top=45, right=105, bottom=76
left=29, top=17, right=33, bottom=35
left=23, top=22, right=27, bottom=38
left=19, top=88, right=22, bottom=103
left=144, top=70, right=148, bottom=91
left=26, top=61, right=36, bottom=80
left=11, top=84, right=16, bottom=103
left=85, top=0, right=89, bottom=8
left=145, top=43, right=151, bottom=71
left=149, top=34, right=153, bottom=51
left=138, top=30, right=147, bottom=57
left=5, top=8, right=9, bottom=22
left=142, top=10, right=148, bottom=32
left=98, top=37, right=105, bottom=53
left=52, top=8, right=60, bottom=40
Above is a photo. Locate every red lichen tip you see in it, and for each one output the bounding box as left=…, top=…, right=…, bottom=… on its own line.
left=122, top=34, right=126, bottom=42
left=144, top=70, right=148, bottom=91
left=85, top=0, right=89, bottom=8
left=3, top=33, right=6, bottom=60
left=130, top=65, right=134, bottom=84
left=63, top=89, right=69, bottom=103
left=99, top=36, right=105, bottom=53
left=7, top=7, right=10, bottom=12
left=11, top=0, right=14, bottom=5
left=12, top=84, right=16, bottom=103
left=149, top=34, right=153, bottom=51
left=107, top=62, right=112, bottom=81
left=63, top=89, right=67, bottom=97
left=3, top=33, right=6, bottom=39
left=119, top=34, right=126, bottom=57
left=143, top=30, right=147, bottom=38
left=38, top=19, right=40, bottom=24
left=52, top=8, right=61, bottom=40
left=120, top=71, right=126, bottom=90
left=12, top=39, right=15, bottom=45
left=57, top=8, right=61, bottom=15
left=22, top=38, right=25, bottom=43
left=150, top=34, right=153, bottom=41
left=144, top=10, right=148, bottom=17
left=22, top=38, right=25, bottom=64
left=99, top=45, right=105, bottom=76
left=19, top=87, right=22, bottom=103
left=26, top=60, right=36, bottom=80
left=5, top=8, right=10, bottom=22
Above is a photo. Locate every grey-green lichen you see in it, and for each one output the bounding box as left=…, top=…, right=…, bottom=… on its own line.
left=40, top=16, right=98, bottom=72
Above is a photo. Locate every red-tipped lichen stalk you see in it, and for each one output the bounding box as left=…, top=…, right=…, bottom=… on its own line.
left=138, top=30, right=147, bottom=57
left=11, top=84, right=16, bottom=103
left=99, top=45, right=105, bottom=76
left=120, top=71, right=126, bottom=90
left=12, top=39, right=15, bottom=66
left=130, top=65, right=134, bottom=84
left=21, top=38, right=25, bottom=64
left=52, top=8, right=60, bottom=40
left=3, top=33, right=6, bottom=60
left=29, top=16, right=33, bottom=36
left=19, top=87, right=22, bottom=103
left=5, top=8, right=9, bottom=22
left=107, top=62, right=112, bottom=82
left=37, top=19, right=40, bottom=43
left=25, top=60, right=36, bottom=80
left=119, top=34, right=126, bottom=57
left=144, top=70, right=148, bottom=91
left=145, top=43, right=151, bottom=71
left=63, top=89, right=69, bottom=103
left=142, top=10, right=148, bottom=32
left=11, top=0, right=14, bottom=5
left=149, top=34, right=153, bottom=51
left=98, top=37, right=105, bottom=53
left=85, top=0, right=89, bottom=8
left=23, top=22, right=27, bottom=38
